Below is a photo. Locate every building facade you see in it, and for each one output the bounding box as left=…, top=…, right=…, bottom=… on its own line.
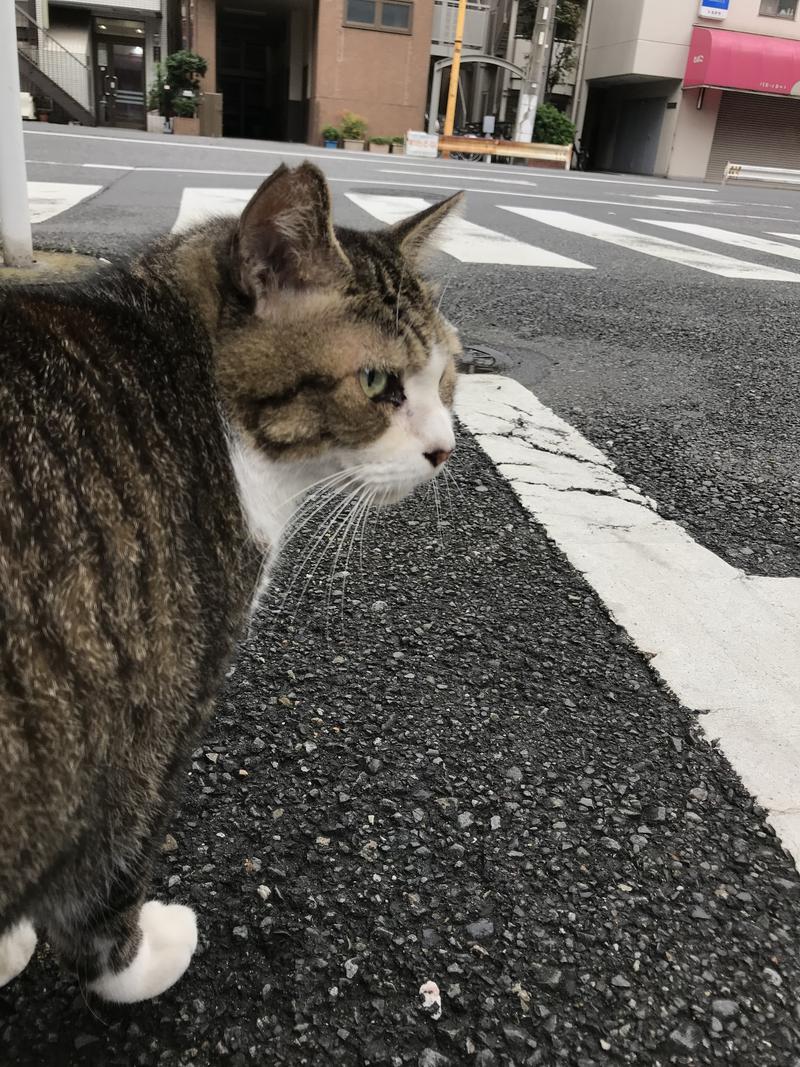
left=576, top=0, right=800, bottom=180
left=17, top=0, right=167, bottom=130
left=188, top=0, right=433, bottom=143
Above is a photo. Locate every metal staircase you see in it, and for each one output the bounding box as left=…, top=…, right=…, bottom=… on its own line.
left=15, top=4, right=95, bottom=126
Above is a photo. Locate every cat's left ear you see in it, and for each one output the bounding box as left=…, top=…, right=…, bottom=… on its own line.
left=235, top=162, right=350, bottom=300
left=391, top=191, right=464, bottom=259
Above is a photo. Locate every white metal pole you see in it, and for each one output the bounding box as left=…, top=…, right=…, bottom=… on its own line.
left=0, top=1, right=34, bottom=268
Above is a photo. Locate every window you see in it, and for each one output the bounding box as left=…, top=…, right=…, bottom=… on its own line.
left=759, top=0, right=797, bottom=18
left=344, top=0, right=413, bottom=32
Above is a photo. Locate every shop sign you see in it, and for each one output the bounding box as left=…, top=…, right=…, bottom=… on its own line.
left=699, top=0, right=730, bottom=18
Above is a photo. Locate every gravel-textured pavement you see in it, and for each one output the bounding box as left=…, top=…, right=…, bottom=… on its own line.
left=3, top=433, right=800, bottom=1067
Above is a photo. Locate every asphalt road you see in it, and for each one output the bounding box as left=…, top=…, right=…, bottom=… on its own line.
left=3, top=126, right=800, bottom=1066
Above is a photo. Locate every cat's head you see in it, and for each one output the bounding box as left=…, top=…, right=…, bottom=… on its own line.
left=216, top=163, right=463, bottom=507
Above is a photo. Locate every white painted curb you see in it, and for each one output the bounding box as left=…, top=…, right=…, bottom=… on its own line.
left=456, top=374, right=800, bottom=868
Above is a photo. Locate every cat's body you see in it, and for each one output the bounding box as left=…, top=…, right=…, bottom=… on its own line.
left=0, top=164, right=461, bottom=1002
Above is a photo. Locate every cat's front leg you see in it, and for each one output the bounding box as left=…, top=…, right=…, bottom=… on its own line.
left=48, top=897, right=198, bottom=1003
left=88, top=900, right=198, bottom=1003
left=0, top=919, right=37, bottom=988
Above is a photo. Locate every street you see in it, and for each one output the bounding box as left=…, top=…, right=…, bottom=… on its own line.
left=3, top=125, right=800, bottom=1065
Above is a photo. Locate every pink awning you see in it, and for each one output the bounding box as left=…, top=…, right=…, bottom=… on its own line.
left=684, top=26, right=800, bottom=96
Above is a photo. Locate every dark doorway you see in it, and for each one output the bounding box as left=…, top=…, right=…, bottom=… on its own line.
left=94, top=17, right=146, bottom=129
left=217, top=8, right=289, bottom=140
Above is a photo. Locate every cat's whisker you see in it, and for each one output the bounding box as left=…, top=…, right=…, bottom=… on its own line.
left=266, top=487, right=361, bottom=634
left=281, top=465, right=369, bottom=508
left=277, top=474, right=363, bottom=554
left=436, top=270, right=454, bottom=312
left=357, top=487, right=377, bottom=578
left=279, top=486, right=365, bottom=631
left=288, top=495, right=362, bottom=636
left=339, top=489, right=376, bottom=634
left=324, top=489, right=366, bottom=641
left=431, top=476, right=445, bottom=551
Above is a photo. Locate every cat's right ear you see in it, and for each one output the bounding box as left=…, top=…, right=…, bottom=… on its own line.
left=234, top=163, right=350, bottom=302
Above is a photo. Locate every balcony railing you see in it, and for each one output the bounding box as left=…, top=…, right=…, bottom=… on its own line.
left=16, top=4, right=93, bottom=113
left=431, top=0, right=490, bottom=53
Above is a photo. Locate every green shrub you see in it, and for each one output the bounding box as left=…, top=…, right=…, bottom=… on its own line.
left=149, top=51, right=207, bottom=117
left=171, top=96, right=198, bottom=118
left=390, top=136, right=404, bottom=145
left=322, top=125, right=340, bottom=141
left=533, top=103, right=576, bottom=146
left=341, top=111, right=367, bottom=140
left=370, top=136, right=392, bottom=145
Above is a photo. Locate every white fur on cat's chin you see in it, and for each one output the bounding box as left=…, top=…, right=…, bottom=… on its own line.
left=88, top=901, right=197, bottom=1003
left=0, top=919, right=37, bottom=988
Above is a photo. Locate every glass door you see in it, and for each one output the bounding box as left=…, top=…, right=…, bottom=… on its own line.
left=94, top=19, right=146, bottom=129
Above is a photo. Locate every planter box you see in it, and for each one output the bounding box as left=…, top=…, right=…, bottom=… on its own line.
left=369, top=143, right=390, bottom=154
left=172, top=116, right=200, bottom=136
left=390, top=144, right=405, bottom=155
left=147, top=111, right=165, bottom=134
left=343, top=138, right=365, bottom=152
left=323, top=140, right=339, bottom=149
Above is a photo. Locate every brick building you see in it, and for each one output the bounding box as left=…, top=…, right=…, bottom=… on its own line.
left=186, top=0, right=434, bottom=143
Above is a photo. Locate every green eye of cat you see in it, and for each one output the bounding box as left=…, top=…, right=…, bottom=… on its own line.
left=359, top=368, right=389, bottom=399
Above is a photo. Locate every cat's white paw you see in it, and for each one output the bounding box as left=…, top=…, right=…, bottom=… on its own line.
left=0, top=919, right=37, bottom=988
left=89, top=901, right=198, bottom=1003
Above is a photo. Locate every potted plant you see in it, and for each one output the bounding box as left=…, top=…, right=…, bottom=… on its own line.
left=369, top=136, right=391, bottom=154
left=390, top=135, right=405, bottom=155
left=322, top=125, right=340, bottom=149
left=171, top=95, right=200, bottom=136
left=148, top=51, right=207, bottom=135
left=341, top=111, right=367, bottom=151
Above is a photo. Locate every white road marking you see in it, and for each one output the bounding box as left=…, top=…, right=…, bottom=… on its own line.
left=172, top=187, right=253, bottom=231
left=379, top=167, right=538, bottom=188
left=456, top=374, right=800, bottom=869
left=500, top=207, right=800, bottom=281
left=769, top=232, right=800, bottom=241
left=23, top=128, right=716, bottom=191
left=27, top=180, right=100, bottom=223
left=630, top=194, right=720, bottom=205
left=638, top=219, right=800, bottom=262
left=346, top=193, right=592, bottom=268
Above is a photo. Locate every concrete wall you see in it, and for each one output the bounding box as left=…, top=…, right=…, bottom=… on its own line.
left=310, top=0, right=434, bottom=140
left=582, top=0, right=644, bottom=80
left=667, top=87, right=723, bottom=179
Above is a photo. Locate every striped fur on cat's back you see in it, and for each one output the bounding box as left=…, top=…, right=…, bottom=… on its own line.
left=0, top=163, right=462, bottom=1003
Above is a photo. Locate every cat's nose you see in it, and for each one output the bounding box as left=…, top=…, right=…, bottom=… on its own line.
left=424, top=448, right=453, bottom=468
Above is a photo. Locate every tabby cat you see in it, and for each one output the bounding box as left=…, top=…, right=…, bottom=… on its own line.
left=0, top=163, right=461, bottom=1003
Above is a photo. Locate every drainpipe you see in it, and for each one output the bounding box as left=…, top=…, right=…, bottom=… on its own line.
left=569, top=0, right=594, bottom=126
left=0, top=0, right=34, bottom=268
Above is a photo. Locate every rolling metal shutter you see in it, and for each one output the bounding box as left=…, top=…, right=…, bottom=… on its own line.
left=706, top=91, right=800, bottom=181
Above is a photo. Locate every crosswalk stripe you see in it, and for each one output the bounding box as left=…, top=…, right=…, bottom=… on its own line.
left=346, top=193, right=593, bottom=269
left=499, top=207, right=800, bottom=282
left=638, top=219, right=800, bottom=263
left=172, top=187, right=253, bottom=232
left=28, top=181, right=101, bottom=223
left=769, top=232, right=800, bottom=241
